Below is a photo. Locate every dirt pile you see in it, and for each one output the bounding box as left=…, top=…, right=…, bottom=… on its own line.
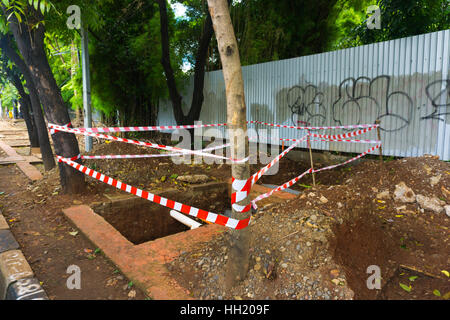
left=168, top=156, right=450, bottom=300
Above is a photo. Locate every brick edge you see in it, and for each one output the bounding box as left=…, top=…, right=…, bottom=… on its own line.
left=0, top=210, right=48, bottom=300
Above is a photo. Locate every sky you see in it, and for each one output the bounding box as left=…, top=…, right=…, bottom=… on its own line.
left=169, top=1, right=187, bottom=19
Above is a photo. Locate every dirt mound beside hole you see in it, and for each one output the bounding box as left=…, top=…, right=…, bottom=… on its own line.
left=329, top=209, right=399, bottom=299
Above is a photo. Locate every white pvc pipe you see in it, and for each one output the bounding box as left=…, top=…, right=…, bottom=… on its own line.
left=170, top=210, right=202, bottom=230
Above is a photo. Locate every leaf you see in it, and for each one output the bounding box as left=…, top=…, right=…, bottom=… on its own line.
left=441, top=270, right=449, bottom=277
left=169, top=174, right=178, bottom=179
left=408, top=276, right=418, bottom=281
left=13, top=11, right=22, bottom=23
left=399, top=283, right=411, bottom=292
left=69, top=231, right=78, bottom=236
left=433, top=290, right=441, bottom=297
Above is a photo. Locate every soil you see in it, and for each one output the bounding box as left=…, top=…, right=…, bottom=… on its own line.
left=167, top=156, right=450, bottom=300
left=1, top=119, right=449, bottom=300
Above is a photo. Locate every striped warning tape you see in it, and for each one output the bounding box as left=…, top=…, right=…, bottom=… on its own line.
left=251, top=144, right=382, bottom=207
left=57, top=155, right=251, bottom=230
left=49, top=122, right=72, bottom=135
left=252, top=169, right=312, bottom=206
left=249, top=120, right=379, bottom=130
left=52, top=120, right=382, bottom=228
left=48, top=124, right=248, bottom=164
left=50, top=120, right=378, bottom=135
left=249, top=136, right=380, bottom=144
left=68, top=122, right=228, bottom=133
left=81, top=143, right=230, bottom=160
left=308, top=126, right=377, bottom=140
left=312, top=144, right=381, bottom=173
left=230, top=135, right=309, bottom=212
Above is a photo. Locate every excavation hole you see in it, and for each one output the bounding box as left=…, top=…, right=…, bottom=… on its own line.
left=91, top=182, right=231, bottom=245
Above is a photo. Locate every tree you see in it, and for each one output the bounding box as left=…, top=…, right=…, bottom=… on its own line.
left=157, top=0, right=214, bottom=126
left=87, top=1, right=166, bottom=127
left=207, top=0, right=251, bottom=288
left=344, top=0, right=449, bottom=47
left=0, top=33, right=55, bottom=170
left=1, top=2, right=84, bottom=192
left=0, top=57, right=39, bottom=148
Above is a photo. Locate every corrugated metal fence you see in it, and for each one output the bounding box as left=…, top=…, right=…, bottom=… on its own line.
left=158, top=30, right=450, bottom=160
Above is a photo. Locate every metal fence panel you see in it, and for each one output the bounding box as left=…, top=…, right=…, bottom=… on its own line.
left=158, top=30, right=450, bottom=160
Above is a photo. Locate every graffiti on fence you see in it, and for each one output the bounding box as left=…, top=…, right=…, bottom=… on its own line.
left=287, top=84, right=326, bottom=128
left=332, top=75, right=414, bottom=132
left=421, top=79, right=450, bottom=121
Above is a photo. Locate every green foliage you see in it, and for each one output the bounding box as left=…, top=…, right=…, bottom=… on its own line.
left=0, top=82, right=18, bottom=110
left=88, top=1, right=182, bottom=124
left=343, top=0, right=450, bottom=47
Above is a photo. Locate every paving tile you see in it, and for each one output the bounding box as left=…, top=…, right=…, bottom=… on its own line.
left=0, top=230, right=19, bottom=253
left=0, top=250, right=34, bottom=299
left=6, top=277, right=48, bottom=300
left=0, top=214, right=8, bottom=230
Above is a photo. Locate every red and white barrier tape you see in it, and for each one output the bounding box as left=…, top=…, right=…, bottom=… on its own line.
left=48, top=124, right=248, bottom=164
left=81, top=143, right=230, bottom=160
left=249, top=136, right=380, bottom=144
left=308, top=139, right=381, bottom=144
left=230, top=135, right=309, bottom=212
left=50, top=120, right=378, bottom=134
left=308, top=126, right=377, bottom=140
left=250, top=135, right=308, bottom=184
left=68, top=122, right=228, bottom=133
left=49, top=122, right=72, bottom=135
left=52, top=120, right=381, bottom=223
left=251, top=143, right=381, bottom=207
left=249, top=120, right=379, bottom=130
left=252, top=169, right=312, bottom=206
left=312, top=144, right=381, bottom=173
left=57, top=155, right=251, bottom=229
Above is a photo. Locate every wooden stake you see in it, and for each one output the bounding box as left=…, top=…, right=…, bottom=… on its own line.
left=307, top=130, right=316, bottom=186
left=375, top=120, right=383, bottom=162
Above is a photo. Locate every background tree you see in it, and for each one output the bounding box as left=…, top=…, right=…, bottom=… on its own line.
left=0, top=33, right=55, bottom=170
left=1, top=0, right=85, bottom=192
left=341, top=0, right=449, bottom=47
left=0, top=56, right=39, bottom=148
left=157, top=0, right=214, bottom=126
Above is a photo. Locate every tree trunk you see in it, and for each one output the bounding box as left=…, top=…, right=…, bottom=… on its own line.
left=0, top=34, right=55, bottom=171
left=9, top=72, right=39, bottom=148
left=157, top=0, right=214, bottom=125
left=4, top=6, right=85, bottom=193
left=207, top=0, right=251, bottom=288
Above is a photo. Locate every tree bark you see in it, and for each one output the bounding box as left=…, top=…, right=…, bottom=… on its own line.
left=157, top=0, right=214, bottom=125
left=4, top=5, right=85, bottom=192
left=0, top=34, right=55, bottom=171
left=207, top=0, right=251, bottom=288
left=8, top=71, right=39, bottom=148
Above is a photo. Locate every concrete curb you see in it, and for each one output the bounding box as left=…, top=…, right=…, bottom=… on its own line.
left=0, top=210, right=48, bottom=300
